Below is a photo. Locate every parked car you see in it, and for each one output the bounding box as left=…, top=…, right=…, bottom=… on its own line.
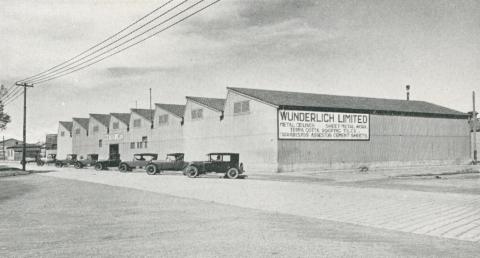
left=144, top=153, right=188, bottom=175
left=37, top=154, right=57, bottom=166
left=118, top=153, right=158, bottom=172
left=94, top=153, right=122, bottom=171
left=184, top=153, right=245, bottom=179
left=20, top=156, right=41, bottom=166
left=55, top=154, right=78, bottom=167
left=74, top=154, right=99, bottom=169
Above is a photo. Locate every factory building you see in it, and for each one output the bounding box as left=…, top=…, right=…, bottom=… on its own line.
left=183, top=96, right=225, bottom=160
left=57, top=121, right=73, bottom=159
left=56, top=87, right=471, bottom=172
left=88, top=114, right=111, bottom=159
left=72, top=118, right=89, bottom=159
left=123, top=109, right=154, bottom=160
left=105, top=112, right=130, bottom=160
left=151, top=104, right=185, bottom=158
left=226, top=87, right=470, bottom=172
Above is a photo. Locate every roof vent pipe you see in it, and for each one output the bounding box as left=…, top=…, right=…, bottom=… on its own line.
left=406, top=85, right=410, bottom=101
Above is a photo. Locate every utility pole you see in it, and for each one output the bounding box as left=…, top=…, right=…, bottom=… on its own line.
left=473, top=91, right=477, bottom=164
left=15, top=82, right=33, bottom=171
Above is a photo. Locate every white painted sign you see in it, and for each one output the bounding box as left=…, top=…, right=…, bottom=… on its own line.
left=278, top=110, right=370, bottom=140
left=105, top=133, right=124, bottom=141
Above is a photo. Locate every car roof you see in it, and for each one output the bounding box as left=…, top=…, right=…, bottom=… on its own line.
left=207, top=153, right=239, bottom=155
left=134, top=153, right=158, bottom=156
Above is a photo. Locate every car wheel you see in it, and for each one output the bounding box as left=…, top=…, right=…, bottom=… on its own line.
left=95, top=163, right=103, bottom=171
left=226, top=168, right=239, bottom=179
left=185, top=166, right=198, bottom=178
left=55, top=162, right=62, bottom=168
left=74, top=162, right=82, bottom=169
left=37, top=161, right=45, bottom=166
left=119, top=163, right=129, bottom=173
left=145, top=164, right=157, bottom=175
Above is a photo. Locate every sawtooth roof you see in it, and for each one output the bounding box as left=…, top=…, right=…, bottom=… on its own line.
left=59, top=121, right=73, bottom=132
left=110, top=113, right=131, bottom=125
left=90, top=114, right=111, bottom=127
left=155, top=103, right=186, bottom=118
left=131, top=109, right=154, bottom=121
left=228, top=87, right=467, bottom=117
left=72, top=118, right=89, bottom=130
left=186, top=96, right=225, bottom=112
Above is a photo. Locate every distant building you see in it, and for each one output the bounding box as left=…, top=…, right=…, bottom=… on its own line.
left=0, top=138, right=22, bottom=160
left=45, top=134, right=57, bottom=157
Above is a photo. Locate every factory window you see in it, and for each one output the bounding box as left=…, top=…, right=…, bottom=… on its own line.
left=75, top=128, right=80, bottom=135
left=93, top=125, right=99, bottom=133
left=142, top=136, right=148, bottom=148
left=234, top=101, right=250, bottom=114
left=133, top=119, right=141, bottom=128
left=137, top=142, right=143, bottom=148
left=98, top=140, right=102, bottom=148
left=112, top=122, right=119, bottom=129
left=130, top=142, right=135, bottom=149
left=158, top=114, right=169, bottom=125
left=191, top=109, right=203, bottom=120
left=60, top=131, right=65, bottom=137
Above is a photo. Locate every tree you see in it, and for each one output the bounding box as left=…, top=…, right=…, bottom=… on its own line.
left=0, top=85, right=11, bottom=130
left=0, top=109, right=10, bottom=130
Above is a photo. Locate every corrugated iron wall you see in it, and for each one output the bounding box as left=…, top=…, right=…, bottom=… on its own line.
left=278, top=115, right=470, bottom=171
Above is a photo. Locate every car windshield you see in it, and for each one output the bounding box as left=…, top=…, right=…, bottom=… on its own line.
left=166, top=155, right=175, bottom=161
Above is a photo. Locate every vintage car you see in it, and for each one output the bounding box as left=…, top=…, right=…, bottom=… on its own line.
left=144, top=153, right=188, bottom=175
left=118, top=153, right=158, bottom=172
left=74, top=154, right=99, bottom=169
left=184, top=153, right=245, bottom=179
left=55, top=154, right=78, bottom=167
left=21, top=156, right=42, bottom=166
left=37, top=154, right=57, bottom=166
left=94, top=153, right=122, bottom=171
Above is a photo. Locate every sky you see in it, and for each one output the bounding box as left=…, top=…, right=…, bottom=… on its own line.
left=1, top=0, right=479, bottom=142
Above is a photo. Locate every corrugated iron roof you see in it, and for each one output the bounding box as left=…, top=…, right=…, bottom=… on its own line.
left=90, top=113, right=111, bottom=127
left=59, top=121, right=73, bottom=132
left=131, top=109, right=154, bottom=121
left=228, top=87, right=467, bottom=117
left=110, top=113, right=131, bottom=125
left=155, top=103, right=185, bottom=118
left=186, top=96, right=225, bottom=112
left=72, top=118, right=89, bottom=130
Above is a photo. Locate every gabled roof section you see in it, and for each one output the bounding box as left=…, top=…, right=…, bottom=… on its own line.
left=90, top=114, right=111, bottom=127
left=155, top=103, right=186, bottom=118
left=110, top=113, right=131, bottom=125
left=72, top=118, right=89, bottom=130
left=186, top=96, right=225, bottom=112
left=59, top=121, right=73, bottom=132
left=131, top=109, right=154, bottom=121
left=228, top=87, right=467, bottom=118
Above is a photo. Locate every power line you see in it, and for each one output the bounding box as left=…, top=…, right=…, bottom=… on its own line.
left=0, top=83, right=18, bottom=101
left=17, top=0, right=175, bottom=84
left=25, top=0, right=189, bottom=84
left=3, top=88, right=24, bottom=106
left=1, top=86, right=22, bottom=103
left=33, top=0, right=218, bottom=85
